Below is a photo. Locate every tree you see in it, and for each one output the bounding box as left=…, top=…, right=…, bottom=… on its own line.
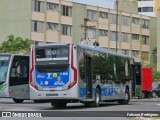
left=153, top=71, right=160, bottom=82
left=0, top=35, right=33, bottom=54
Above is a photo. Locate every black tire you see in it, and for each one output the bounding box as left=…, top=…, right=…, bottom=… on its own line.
left=51, top=101, right=67, bottom=108
left=94, top=89, right=100, bottom=107
left=152, top=91, right=157, bottom=98
left=13, top=98, right=24, bottom=103
left=118, top=89, right=130, bottom=105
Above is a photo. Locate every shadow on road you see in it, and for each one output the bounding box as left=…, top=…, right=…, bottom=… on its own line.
left=44, top=102, right=132, bottom=110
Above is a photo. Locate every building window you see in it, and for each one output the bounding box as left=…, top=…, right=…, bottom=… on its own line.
left=122, top=16, right=129, bottom=26
left=131, top=50, right=139, bottom=57
left=61, top=5, right=72, bottom=17
left=46, top=22, right=58, bottom=31
left=141, top=51, right=149, bottom=61
left=47, top=3, right=59, bottom=11
left=138, top=7, right=153, bottom=12
left=99, top=29, right=108, bottom=36
left=122, top=33, right=129, bottom=42
left=32, top=21, right=44, bottom=32
left=32, top=0, right=44, bottom=12
left=132, top=17, right=139, bottom=25
left=99, top=12, right=108, bottom=19
left=132, top=34, right=139, bottom=40
left=87, top=10, right=97, bottom=21
left=110, top=31, right=118, bottom=41
left=143, top=7, right=153, bottom=12
left=121, top=49, right=129, bottom=55
left=141, top=19, right=149, bottom=29
left=141, top=35, right=149, bottom=45
left=110, top=14, right=117, bottom=24
left=87, top=29, right=96, bottom=39
left=61, top=24, right=71, bottom=36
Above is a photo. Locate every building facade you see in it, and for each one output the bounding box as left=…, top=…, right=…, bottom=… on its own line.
left=0, top=0, right=151, bottom=62
left=138, top=0, right=160, bottom=17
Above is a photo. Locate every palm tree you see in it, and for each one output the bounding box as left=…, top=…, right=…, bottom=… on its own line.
left=0, top=35, right=33, bottom=53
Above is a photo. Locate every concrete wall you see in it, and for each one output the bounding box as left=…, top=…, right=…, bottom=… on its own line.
left=115, top=0, right=138, bottom=14
left=73, top=3, right=86, bottom=43
left=157, top=10, right=160, bottom=70
left=0, top=0, right=31, bottom=43
left=150, top=17, right=157, bottom=69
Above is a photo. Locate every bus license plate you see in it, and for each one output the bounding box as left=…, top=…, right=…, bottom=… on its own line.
left=46, top=93, right=58, bottom=96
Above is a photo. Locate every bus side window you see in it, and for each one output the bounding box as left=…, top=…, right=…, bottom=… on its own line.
left=11, top=67, right=16, bottom=77
left=11, top=62, right=20, bottom=77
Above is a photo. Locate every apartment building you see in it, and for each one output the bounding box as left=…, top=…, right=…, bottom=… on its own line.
left=0, top=0, right=151, bottom=62
left=138, top=0, right=160, bottom=17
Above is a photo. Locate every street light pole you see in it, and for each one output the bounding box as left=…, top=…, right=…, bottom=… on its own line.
left=116, top=0, right=118, bottom=53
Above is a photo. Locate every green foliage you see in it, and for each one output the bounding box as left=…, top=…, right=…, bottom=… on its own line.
left=142, top=61, right=155, bottom=69
left=153, top=71, right=160, bottom=82
left=0, top=35, right=33, bottom=54
left=152, top=47, right=157, bottom=56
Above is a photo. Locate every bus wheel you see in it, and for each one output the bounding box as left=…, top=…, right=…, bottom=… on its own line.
left=118, top=89, right=130, bottom=105
left=51, top=101, right=67, bottom=108
left=94, top=89, right=100, bottom=107
left=13, top=98, right=24, bottom=103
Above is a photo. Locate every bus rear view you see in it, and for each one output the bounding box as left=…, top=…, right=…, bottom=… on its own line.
left=29, top=44, right=78, bottom=107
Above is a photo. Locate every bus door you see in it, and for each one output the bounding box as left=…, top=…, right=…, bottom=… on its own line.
left=9, top=55, right=29, bottom=100
left=85, top=57, right=92, bottom=99
left=133, top=62, right=142, bottom=97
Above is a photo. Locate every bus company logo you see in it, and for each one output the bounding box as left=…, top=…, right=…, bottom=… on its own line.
left=47, top=73, right=52, bottom=79
left=37, top=73, right=45, bottom=78
left=44, top=81, right=49, bottom=85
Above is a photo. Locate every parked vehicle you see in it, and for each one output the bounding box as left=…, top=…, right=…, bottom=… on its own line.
left=0, top=54, right=30, bottom=103
left=152, top=82, right=160, bottom=97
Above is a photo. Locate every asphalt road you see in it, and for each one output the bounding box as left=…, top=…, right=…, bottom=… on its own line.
left=0, top=98, right=160, bottom=120
left=0, top=98, right=160, bottom=111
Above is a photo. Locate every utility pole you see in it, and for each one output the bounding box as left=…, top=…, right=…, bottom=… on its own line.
left=116, top=0, right=118, bottom=53
left=81, top=18, right=95, bottom=43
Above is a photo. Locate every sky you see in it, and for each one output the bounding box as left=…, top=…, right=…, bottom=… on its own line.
left=64, top=0, right=115, bottom=9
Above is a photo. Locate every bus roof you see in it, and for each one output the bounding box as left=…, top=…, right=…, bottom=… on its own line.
left=77, top=44, right=133, bottom=59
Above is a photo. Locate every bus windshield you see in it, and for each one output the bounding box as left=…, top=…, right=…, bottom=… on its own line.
left=0, top=55, right=10, bottom=83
